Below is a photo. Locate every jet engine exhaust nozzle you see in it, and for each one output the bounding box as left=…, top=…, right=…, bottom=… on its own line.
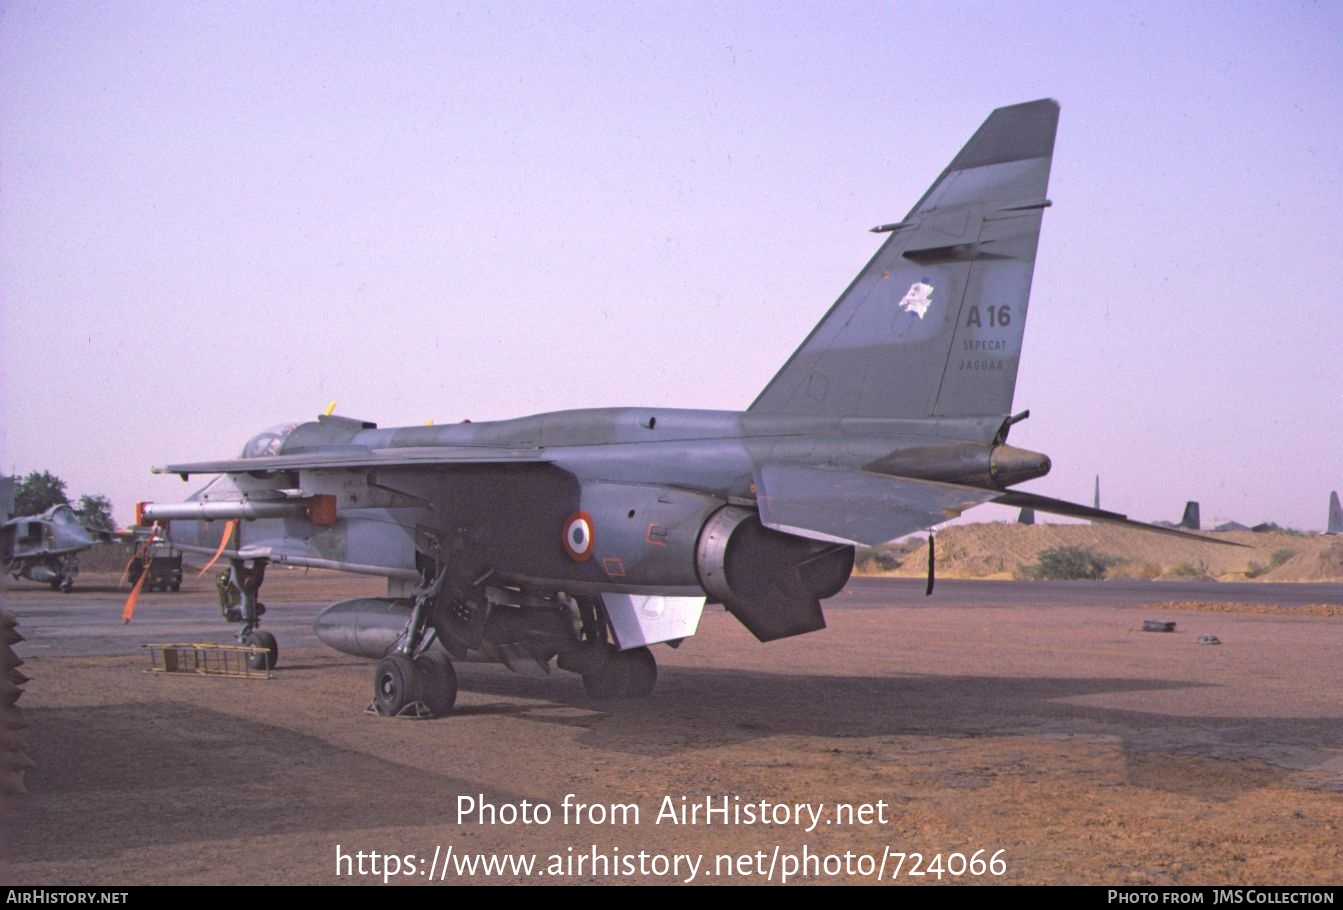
left=988, top=445, right=1051, bottom=489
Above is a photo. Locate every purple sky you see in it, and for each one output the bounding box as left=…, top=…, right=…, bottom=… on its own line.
left=2, top=1, right=1339, bottom=532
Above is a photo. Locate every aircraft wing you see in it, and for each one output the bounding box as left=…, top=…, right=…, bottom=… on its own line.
left=992, top=490, right=1246, bottom=546
left=754, top=464, right=998, bottom=546
left=154, top=445, right=550, bottom=477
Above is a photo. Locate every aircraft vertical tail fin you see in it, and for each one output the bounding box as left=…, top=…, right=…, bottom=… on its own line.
left=750, top=99, right=1059, bottom=423
left=1180, top=501, right=1201, bottom=531
left=1329, top=491, right=1342, bottom=535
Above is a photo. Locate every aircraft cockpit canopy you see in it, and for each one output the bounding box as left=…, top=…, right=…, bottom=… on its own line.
left=241, top=423, right=300, bottom=459
left=45, top=504, right=84, bottom=532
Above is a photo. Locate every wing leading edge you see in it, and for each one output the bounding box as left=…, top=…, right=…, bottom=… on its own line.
left=154, top=445, right=550, bottom=478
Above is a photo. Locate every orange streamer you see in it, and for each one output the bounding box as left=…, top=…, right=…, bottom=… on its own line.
left=119, top=524, right=161, bottom=586
left=196, top=519, right=238, bottom=578
left=121, top=546, right=154, bottom=624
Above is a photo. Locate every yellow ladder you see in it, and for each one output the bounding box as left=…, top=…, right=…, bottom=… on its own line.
left=143, top=642, right=273, bottom=679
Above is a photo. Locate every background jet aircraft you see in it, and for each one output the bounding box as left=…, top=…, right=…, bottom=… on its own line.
left=1154, top=501, right=1201, bottom=530
left=2, top=504, right=101, bottom=592
left=137, top=99, right=1221, bottom=716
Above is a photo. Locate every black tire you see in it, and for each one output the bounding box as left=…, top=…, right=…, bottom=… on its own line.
left=414, top=650, right=458, bottom=716
left=582, top=647, right=632, bottom=699
left=621, top=646, right=657, bottom=698
left=59, top=579, right=73, bottom=594
left=373, top=654, right=420, bottom=715
left=245, top=629, right=279, bottom=670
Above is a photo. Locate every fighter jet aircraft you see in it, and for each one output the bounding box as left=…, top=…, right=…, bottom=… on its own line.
left=137, top=99, right=1221, bottom=716
left=2, top=504, right=101, bottom=592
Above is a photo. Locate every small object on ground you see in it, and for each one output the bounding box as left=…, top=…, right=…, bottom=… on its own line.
left=1196, top=634, right=1221, bottom=645
left=1142, top=620, right=1177, bottom=633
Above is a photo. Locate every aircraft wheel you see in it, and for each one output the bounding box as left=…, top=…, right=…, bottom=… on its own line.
left=59, top=579, right=73, bottom=594
left=582, top=648, right=632, bottom=699
left=621, top=646, right=657, bottom=698
left=245, top=630, right=279, bottom=670
left=414, top=650, right=458, bottom=716
left=373, top=654, right=420, bottom=715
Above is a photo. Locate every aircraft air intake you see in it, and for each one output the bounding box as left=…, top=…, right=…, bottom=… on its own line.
left=696, top=506, right=854, bottom=641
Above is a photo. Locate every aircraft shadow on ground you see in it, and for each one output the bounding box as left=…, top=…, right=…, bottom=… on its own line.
left=12, top=666, right=1338, bottom=862
left=446, top=663, right=1343, bottom=774
left=9, top=701, right=535, bottom=862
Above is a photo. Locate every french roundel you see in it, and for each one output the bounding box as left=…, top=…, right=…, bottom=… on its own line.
left=562, top=511, right=595, bottom=562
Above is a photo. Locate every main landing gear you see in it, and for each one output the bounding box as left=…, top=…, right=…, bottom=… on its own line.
left=371, top=649, right=458, bottom=718
left=369, top=567, right=458, bottom=718
left=581, top=644, right=657, bottom=699
left=348, top=581, right=663, bottom=717
left=44, top=555, right=79, bottom=593
left=564, top=595, right=659, bottom=700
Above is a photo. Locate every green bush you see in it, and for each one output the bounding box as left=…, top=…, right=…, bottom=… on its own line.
left=1246, top=548, right=1297, bottom=578
left=1168, top=560, right=1209, bottom=578
left=854, top=548, right=902, bottom=573
left=1022, top=546, right=1119, bottom=580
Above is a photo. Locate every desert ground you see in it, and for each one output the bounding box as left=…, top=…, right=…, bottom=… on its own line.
left=1, top=528, right=1339, bottom=886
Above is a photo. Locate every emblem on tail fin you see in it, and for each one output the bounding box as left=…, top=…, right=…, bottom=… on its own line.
left=899, top=281, right=934, bottom=319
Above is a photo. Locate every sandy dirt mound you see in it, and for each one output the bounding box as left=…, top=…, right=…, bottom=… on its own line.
left=1262, top=539, right=1343, bottom=583
left=873, top=524, right=1342, bottom=582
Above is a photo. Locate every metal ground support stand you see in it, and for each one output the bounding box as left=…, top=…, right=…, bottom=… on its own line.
left=143, top=642, right=274, bottom=679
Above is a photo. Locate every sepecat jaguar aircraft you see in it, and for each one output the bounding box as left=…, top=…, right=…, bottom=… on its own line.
left=135, top=99, right=1223, bottom=716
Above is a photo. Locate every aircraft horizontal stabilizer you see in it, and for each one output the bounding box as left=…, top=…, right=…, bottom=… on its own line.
left=992, top=491, right=1247, bottom=547
left=754, top=464, right=997, bottom=546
